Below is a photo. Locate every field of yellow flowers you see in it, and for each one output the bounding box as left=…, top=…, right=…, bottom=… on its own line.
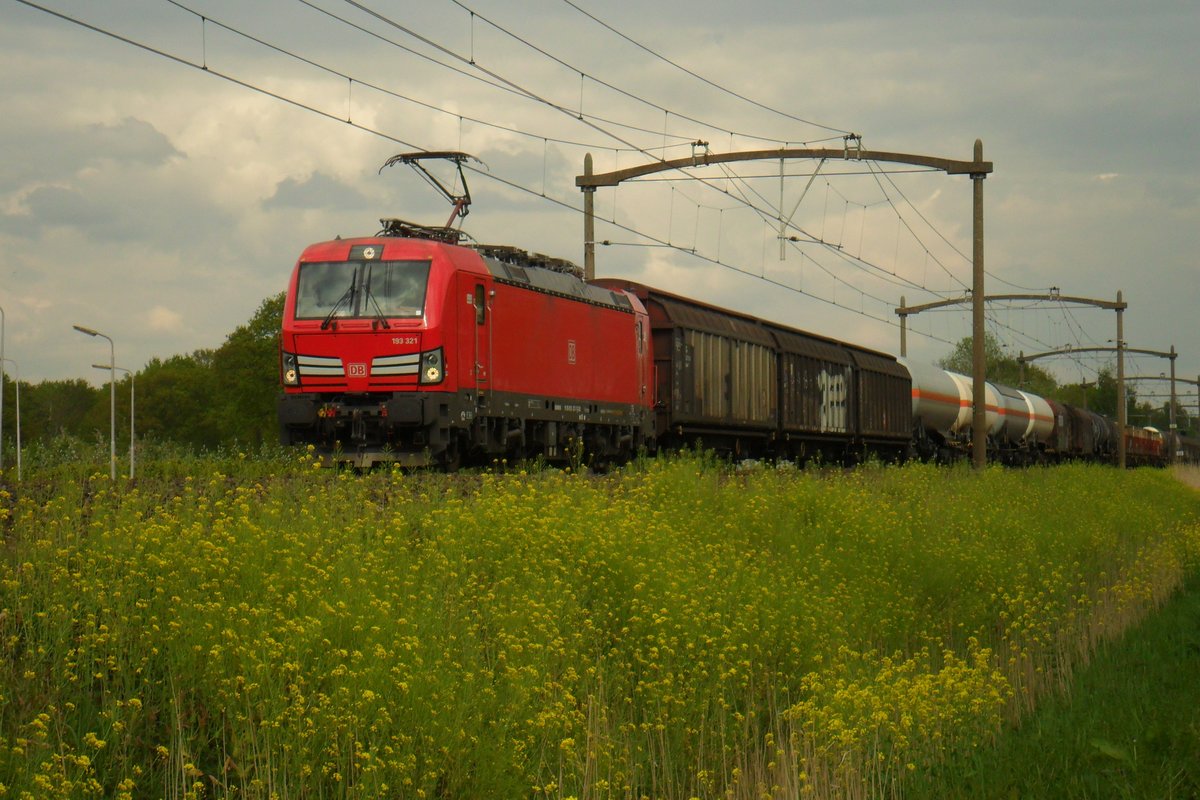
left=2, top=454, right=1198, bottom=799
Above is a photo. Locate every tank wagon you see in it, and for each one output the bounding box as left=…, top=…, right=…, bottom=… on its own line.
left=903, top=360, right=1056, bottom=464
left=277, top=225, right=1183, bottom=470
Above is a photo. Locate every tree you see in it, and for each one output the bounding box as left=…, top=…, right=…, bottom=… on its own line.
left=206, top=292, right=285, bottom=448
left=3, top=292, right=288, bottom=455
left=938, top=332, right=1058, bottom=397
left=136, top=352, right=220, bottom=450
left=17, top=378, right=101, bottom=442
left=1083, top=366, right=1134, bottom=419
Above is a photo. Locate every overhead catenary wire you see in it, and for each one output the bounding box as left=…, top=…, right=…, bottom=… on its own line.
left=339, top=0, right=777, bottom=157
left=158, top=0, right=644, bottom=153
left=173, top=0, right=857, bottom=246
left=262, top=0, right=975, bottom=312
left=442, top=0, right=849, bottom=146
left=864, top=161, right=969, bottom=292
left=665, top=163, right=938, bottom=305
left=705, top=163, right=964, bottom=298
left=327, top=0, right=938, bottom=278
left=556, top=0, right=854, bottom=136
left=293, top=0, right=698, bottom=150
left=873, top=165, right=1050, bottom=293
left=78, top=2, right=1136, bottom=370
left=326, top=0, right=888, bottom=248
left=14, top=0, right=958, bottom=348
left=211, top=0, right=969, bottom=308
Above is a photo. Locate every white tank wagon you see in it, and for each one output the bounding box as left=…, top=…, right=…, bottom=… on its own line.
left=900, top=359, right=1054, bottom=463
left=994, top=383, right=1056, bottom=463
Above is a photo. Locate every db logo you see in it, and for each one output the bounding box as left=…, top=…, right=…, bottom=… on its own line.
left=348, top=363, right=367, bottom=377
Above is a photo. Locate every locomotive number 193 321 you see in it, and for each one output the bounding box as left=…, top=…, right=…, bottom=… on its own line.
left=392, top=336, right=419, bottom=346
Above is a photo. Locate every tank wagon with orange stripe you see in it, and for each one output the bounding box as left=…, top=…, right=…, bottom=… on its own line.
left=901, top=360, right=1056, bottom=464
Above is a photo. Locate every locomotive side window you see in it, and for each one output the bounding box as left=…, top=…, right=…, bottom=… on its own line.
left=474, top=284, right=486, bottom=325
left=295, top=260, right=431, bottom=320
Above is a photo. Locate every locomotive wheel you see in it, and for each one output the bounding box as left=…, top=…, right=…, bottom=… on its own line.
left=438, top=435, right=464, bottom=472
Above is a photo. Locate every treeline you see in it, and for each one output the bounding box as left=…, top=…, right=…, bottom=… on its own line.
left=0, top=305, right=1190, bottom=462
left=0, top=293, right=284, bottom=456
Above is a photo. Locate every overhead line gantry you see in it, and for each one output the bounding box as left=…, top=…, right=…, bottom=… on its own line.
left=579, top=137, right=995, bottom=468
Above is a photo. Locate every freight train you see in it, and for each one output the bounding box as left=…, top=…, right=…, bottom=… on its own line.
left=277, top=222, right=1198, bottom=469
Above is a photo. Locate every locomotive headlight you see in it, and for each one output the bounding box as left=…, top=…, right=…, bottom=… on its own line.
left=419, top=347, right=444, bottom=385
left=281, top=352, right=300, bottom=386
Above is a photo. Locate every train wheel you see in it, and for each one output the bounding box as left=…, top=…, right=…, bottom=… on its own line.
left=438, top=434, right=464, bottom=472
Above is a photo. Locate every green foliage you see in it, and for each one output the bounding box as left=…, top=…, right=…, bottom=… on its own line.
left=136, top=352, right=219, bottom=449
left=1, top=457, right=1197, bottom=798
left=207, top=293, right=285, bottom=448
left=938, top=332, right=1059, bottom=396
left=3, top=377, right=98, bottom=442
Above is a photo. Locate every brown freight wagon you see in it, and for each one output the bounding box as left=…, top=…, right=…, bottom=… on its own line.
left=595, top=280, right=912, bottom=463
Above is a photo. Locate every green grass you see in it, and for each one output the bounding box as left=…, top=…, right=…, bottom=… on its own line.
left=908, top=571, right=1200, bottom=799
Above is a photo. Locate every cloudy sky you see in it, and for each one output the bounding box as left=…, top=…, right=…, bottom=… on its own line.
left=2, top=0, right=1197, bottom=410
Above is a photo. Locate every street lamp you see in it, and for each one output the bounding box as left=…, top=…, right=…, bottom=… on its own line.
left=1, top=357, right=18, bottom=482
left=73, top=324, right=116, bottom=481
left=1, top=303, right=5, bottom=475
left=93, top=363, right=135, bottom=480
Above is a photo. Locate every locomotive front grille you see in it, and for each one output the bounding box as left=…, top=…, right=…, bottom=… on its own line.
left=297, top=354, right=344, bottom=378
left=371, top=352, right=421, bottom=376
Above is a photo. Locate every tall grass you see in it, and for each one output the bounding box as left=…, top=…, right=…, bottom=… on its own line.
left=1, top=455, right=1197, bottom=798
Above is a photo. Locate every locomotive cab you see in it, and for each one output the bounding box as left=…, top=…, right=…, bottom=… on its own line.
left=278, top=237, right=469, bottom=467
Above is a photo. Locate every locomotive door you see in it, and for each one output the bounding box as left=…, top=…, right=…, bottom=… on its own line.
left=636, top=319, right=647, bottom=405
left=459, top=275, right=491, bottom=390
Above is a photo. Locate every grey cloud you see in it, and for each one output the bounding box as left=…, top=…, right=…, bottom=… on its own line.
left=0, top=118, right=180, bottom=191
left=265, top=172, right=372, bottom=211
left=22, top=184, right=121, bottom=229
left=83, top=117, right=180, bottom=167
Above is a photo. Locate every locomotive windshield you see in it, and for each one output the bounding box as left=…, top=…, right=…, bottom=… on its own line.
left=294, top=260, right=431, bottom=320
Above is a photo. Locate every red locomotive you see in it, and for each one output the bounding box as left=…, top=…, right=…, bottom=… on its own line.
left=277, top=221, right=654, bottom=468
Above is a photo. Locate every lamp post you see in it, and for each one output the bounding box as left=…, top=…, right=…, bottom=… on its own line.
left=1, top=357, right=18, bottom=482
left=73, top=325, right=116, bottom=481
left=93, top=363, right=134, bottom=480
left=1, top=303, right=5, bottom=475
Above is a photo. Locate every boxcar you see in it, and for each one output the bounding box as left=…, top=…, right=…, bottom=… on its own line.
left=594, top=280, right=911, bottom=462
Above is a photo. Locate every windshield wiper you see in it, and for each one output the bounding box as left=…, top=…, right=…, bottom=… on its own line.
left=362, top=268, right=391, bottom=330
left=320, top=276, right=357, bottom=330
